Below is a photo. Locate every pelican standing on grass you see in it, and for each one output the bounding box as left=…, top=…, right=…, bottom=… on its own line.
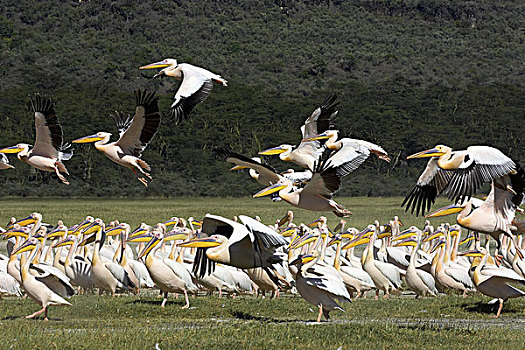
left=73, top=90, right=161, bottom=186
left=0, top=94, right=73, bottom=184
left=139, top=58, right=227, bottom=124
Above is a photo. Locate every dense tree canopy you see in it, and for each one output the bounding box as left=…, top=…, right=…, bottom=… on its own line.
left=0, top=0, right=523, bottom=197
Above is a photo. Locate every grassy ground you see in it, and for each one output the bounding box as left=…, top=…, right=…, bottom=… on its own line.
left=1, top=197, right=524, bottom=349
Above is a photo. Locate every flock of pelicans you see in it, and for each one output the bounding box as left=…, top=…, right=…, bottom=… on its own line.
left=0, top=58, right=524, bottom=322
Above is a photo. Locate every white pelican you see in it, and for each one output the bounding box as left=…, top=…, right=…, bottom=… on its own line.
left=215, top=147, right=312, bottom=186
left=0, top=154, right=14, bottom=170
left=80, top=220, right=136, bottom=295
left=73, top=90, right=161, bottom=186
left=178, top=214, right=287, bottom=277
left=291, top=252, right=351, bottom=322
left=258, top=93, right=338, bottom=171
left=426, top=167, right=524, bottom=257
left=139, top=58, right=227, bottom=124
left=138, top=229, right=198, bottom=308
left=0, top=94, right=72, bottom=184
left=304, top=130, right=390, bottom=177
left=53, top=234, right=95, bottom=293
left=253, top=157, right=352, bottom=217
left=461, top=249, right=525, bottom=318
left=12, top=237, right=74, bottom=320
left=403, top=144, right=516, bottom=216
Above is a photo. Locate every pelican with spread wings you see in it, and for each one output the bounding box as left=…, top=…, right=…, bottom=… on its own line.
left=403, top=145, right=516, bottom=216
left=73, top=90, right=160, bottom=186
left=258, top=93, right=338, bottom=171
left=0, top=154, right=14, bottom=170
left=0, top=94, right=73, bottom=184
left=139, top=58, right=227, bottom=124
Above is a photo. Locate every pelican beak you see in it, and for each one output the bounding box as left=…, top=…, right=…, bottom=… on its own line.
left=127, top=231, right=152, bottom=243
left=449, top=228, right=460, bottom=237
left=459, top=232, right=475, bottom=245
left=258, top=146, right=287, bottom=156
left=4, top=228, right=29, bottom=239
left=425, top=204, right=464, bottom=218
left=230, top=165, right=249, bottom=171
left=302, top=132, right=330, bottom=142
left=47, top=227, right=67, bottom=239
left=15, top=215, right=37, bottom=227
left=138, top=236, right=161, bottom=259
left=307, top=219, right=322, bottom=228
left=327, top=235, right=341, bottom=246
left=0, top=145, right=23, bottom=154
left=377, top=229, right=392, bottom=239
left=407, top=147, right=447, bottom=159
left=105, top=226, right=125, bottom=237
left=458, top=249, right=484, bottom=258
left=72, top=134, right=105, bottom=144
left=342, top=236, right=370, bottom=250
left=301, top=254, right=316, bottom=264
left=289, top=233, right=316, bottom=249
left=163, top=218, right=178, bottom=227
left=53, top=236, right=74, bottom=248
left=340, top=232, right=354, bottom=239
left=177, top=237, right=221, bottom=248
left=280, top=226, right=296, bottom=237
left=12, top=240, right=37, bottom=255
left=81, top=221, right=101, bottom=236
left=70, top=220, right=90, bottom=235
left=139, top=61, right=171, bottom=70
left=393, top=229, right=416, bottom=241
left=423, top=230, right=443, bottom=242
left=430, top=239, right=445, bottom=253
left=394, top=238, right=417, bottom=247
left=164, top=231, right=189, bottom=241
left=396, top=218, right=404, bottom=226
left=253, top=183, right=287, bottom=198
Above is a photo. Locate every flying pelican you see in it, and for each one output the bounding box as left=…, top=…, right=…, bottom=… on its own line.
left=0, top=154, right=14, bottom=170
left=258, top=93, right=338, bottom=171
left=304, top=129, right=390, bottom=177
left=215, top=147, right=312, bottom=186
left=425, top=167, right=524, bottom=257
left=73, top=90, right=161, bottom=186
left=253, top=157, right=352, bottom=217
left=178, top=214, right=288, bottom=277
left=139, top=58, right=227, bottom=124
left=461, top=249, right=525, bottom=318
left=290, top=251, right=351, bottom=322
left=12, top=237, right=74, bottom=320
left=0, top=94, right=72, bottom=184
left=403, top=144, right=516, bottom=216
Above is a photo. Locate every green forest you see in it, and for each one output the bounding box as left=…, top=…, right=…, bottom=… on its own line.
left=0, top=0, right=523, bottom=197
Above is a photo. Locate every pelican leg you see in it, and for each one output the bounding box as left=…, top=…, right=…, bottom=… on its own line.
left=161, top=292, right=168, bottom=308
left=182, top=290, right=190, bottom=309
left=26, top=307, right=46, bottom=319
left=44, top=308, right=49, bottom=321
left=317, top=305, right=323, bottom=322
left=494, top=298, right=504, bottom=318
left=54, top=165, right=70, bottom=185
left=375, top=290, right=380, bottom=300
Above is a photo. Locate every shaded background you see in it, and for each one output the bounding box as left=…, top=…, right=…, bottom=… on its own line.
left=0, top=0, right=523, bottom=197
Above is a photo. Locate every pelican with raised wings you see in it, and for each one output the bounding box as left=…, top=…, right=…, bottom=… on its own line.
left=253, top=157, right=352, bottom=217
left=0, top=154, right=14, bottom=170
left=73, top=90, right=160, bottom=186
left=403, top=144, right=516, bottom=216
left=214, top=147, right=312, bottom=186
left=291, top=251, right=351, bottom=322
left=0, top=94, right=72, bottom=184
left=12, top=237, right=74, bottom=320
left=139, top=58, right=227, bottom=124
left=178, top=214, right=287, bottom=277
left=258, top=93, right=338, bottom=171
left=426, top=165, right=524, bottom=254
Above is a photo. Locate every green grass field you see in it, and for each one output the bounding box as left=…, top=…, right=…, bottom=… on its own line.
left=1, top=197, right=524, bottom=349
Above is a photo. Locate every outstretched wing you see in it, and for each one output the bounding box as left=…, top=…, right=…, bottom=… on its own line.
left=402, top=158, right=454, bottom=216
left=112, top=111, right=133, bottom=138
left=301, top=93, right=338, bottom=139
left=301, top=157, right=342, bottom=199
left=30, top=94, right=63, bottom=159
left=115, top=90, right=161, bottom=158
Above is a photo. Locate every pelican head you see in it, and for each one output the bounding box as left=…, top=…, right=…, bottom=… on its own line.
left=406, top=145, right=451, bottom=159
left=47, top=225, right=68, bottom=239
left=0, top=143, right=30, bottom=154
left=72, top=132, right=111, bottom=144
left=12, top=237, right=39, bottom=255
left=258, top=145, right=293, bottom=156
left=425, top=203, right=466, bottom=218
left=138, top=231, right=163, bottom=259
left=52, top=234, right=75, bottom=248
left=252, top=182, right=288, bottom=198
left=139, top=58, right=177, bottom=70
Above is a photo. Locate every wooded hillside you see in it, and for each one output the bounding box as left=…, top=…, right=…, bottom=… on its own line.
left=0, top=0, right=523, bottom=197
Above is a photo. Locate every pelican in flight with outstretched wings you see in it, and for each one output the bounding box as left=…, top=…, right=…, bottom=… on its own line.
left=73, top=90, right=160, bottom=186
left=178, top=214, right=288, bottom=277
left=258, top=93, right=338, bottom=171
left=403, top=144, right=516, bottom=216
left=139, top=58, right=227, bottom=124
left=253, top=156, right=352, bottom=217
left=0, top=94, right=73, bottom=184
